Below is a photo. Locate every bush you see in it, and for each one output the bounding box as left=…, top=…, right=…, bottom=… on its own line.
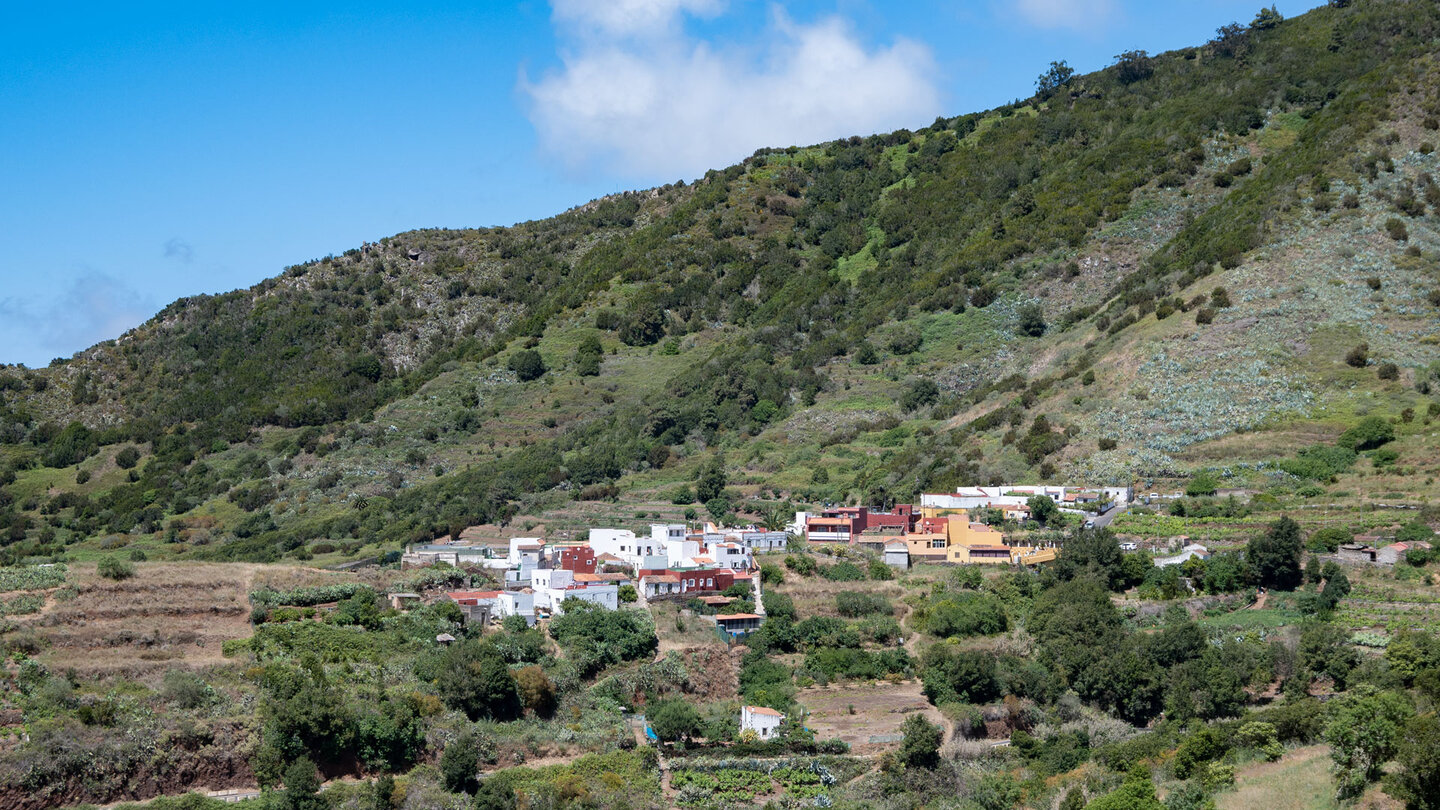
left=1017, top=304, right=1047, bottom=337
left=835, top=591, right=891, bottom=617
left=1338, top=416, right=1394, bottom=451
left=821, top=561, right=865, bottom=582
left=1345, top=343, right=1370, bottom=368
left=900, top=378, right=940, bottom=412
left=1385, top=218, right=1409, bottom=241
left=888, top=326, right=923, bottom=355
left=97, top=556, right=135, bottom=581
left=1195, top=307, right=1215, bottom=324
left=1377, top=362, right=1400, bottom=381
left=115, top=447, right=141, bottom=469
left=506, top=350, right=546, bottom=381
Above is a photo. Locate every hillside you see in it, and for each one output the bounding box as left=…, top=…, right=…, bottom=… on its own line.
left=1, top=0, right=1439, bottom=564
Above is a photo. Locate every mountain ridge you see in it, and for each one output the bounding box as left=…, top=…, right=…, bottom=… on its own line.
left=1, top=0, right=1439, bottom=562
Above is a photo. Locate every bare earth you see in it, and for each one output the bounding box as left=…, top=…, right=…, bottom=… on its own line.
left=798, top=680, right=948, bottom=752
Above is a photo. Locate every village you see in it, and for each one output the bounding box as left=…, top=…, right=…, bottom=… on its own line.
left=396, top=484, right=1142, bottom=637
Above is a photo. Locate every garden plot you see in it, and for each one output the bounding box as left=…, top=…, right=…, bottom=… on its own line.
left=10, top=562, right=262, bottom=679
left=798, top=680, right=947, bottom=751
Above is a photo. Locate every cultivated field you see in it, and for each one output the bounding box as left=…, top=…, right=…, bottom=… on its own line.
left=7, top=562, right=373, bottom=680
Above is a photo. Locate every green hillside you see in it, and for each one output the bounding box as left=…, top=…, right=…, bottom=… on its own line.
left=2, top=0, right=1440, bottom=563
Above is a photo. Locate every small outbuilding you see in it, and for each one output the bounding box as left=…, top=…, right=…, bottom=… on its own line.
left=388, top=592, right=422, bottom=610
left=740, top=705, right=785, bottom=740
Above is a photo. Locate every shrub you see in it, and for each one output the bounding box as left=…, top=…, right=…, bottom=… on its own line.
left=900, top=378, right=940, bottom=412
left=1385, top=218, right=1409, bottom=241
left=835, top=591, right=891, bottom=618
left=506, top=350, right=546, bottom=381
left=1345, top=343, right=1369, bottom=368
left=115, top=447, right=141, bottom=469
left=1377, top=362, right=1400, bottom=381
left=1098, top=438, right=1118, bottom=451
left=822, top=561, right=866, bottom=582
left=1338, top=416, right=1394, bottom=451
left=888, top=326, right=923, bottom=355
left=96, top=556, right=135, bottom=581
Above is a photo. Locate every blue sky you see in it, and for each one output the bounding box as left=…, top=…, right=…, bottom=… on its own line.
left=0, top=0, right=1324, bottom=368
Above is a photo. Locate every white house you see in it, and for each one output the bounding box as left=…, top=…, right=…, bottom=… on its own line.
left=508, top=537, right=545, bottom=564
left=708, top=541, right=754, bottom=571
left=740, top=705, right=785, bottom=739
left=545, top=584, right=618, bottom=614
left=588, top=527, right=669, bottom=567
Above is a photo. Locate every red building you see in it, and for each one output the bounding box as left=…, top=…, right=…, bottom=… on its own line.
left=805, top=504, right=919, bottom=543
left=557, top=545, right=597, bottom=574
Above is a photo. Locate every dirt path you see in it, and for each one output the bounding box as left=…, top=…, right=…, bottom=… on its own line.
left=1250, top=590, right=1269, bottom=610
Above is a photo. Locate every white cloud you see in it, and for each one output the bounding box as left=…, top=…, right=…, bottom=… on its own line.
left=1012, top=0, right=1117, bottom=30
left=524, top=4, right=942, bottom=179
left=550, top=0, right=725, bottom=38
left=0, top=271, right=155, bottom=365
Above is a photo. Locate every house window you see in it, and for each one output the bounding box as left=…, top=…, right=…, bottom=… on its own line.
left=931, top=539, right=946, bottom=548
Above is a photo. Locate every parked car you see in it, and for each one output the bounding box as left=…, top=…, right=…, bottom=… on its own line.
left=1119, top=542, right=1139, bottom=551
left=1083, top=519, right=1096, bottom=529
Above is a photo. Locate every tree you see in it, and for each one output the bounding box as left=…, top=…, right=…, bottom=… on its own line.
left=1036, top=60, right=1075, bottom=97
left=1390, top=712, right=1440, bottom=810
left=1186, top=470, right=1219, bottom=497
left=506, top=349, right=546, bottom=381
left=900, top=378, right=940, bottom=412
left=515, top=666, right=557, bottom=717
left=921, top=644, right=999, bottom=705
left=1338, top=416, right=1394, bottom=450
left=440, top=733, right=482, bottom=793
left=115, top=446, right=141, bottom=469
left=1247, top=516, right=1303, bottom=590
left=695, top=457, right=727, bottom=503
left=1113, top=50, right=1154, bottom=83
left=1325, top=688, right=1413, bottom=799
left=1300, top=621, right=1360, bottom=690
left=619, top=303, right=667, bottom=346
left=898, top=713, right=942, bottom=769
left=574, top=335, right=603, bottom=377
left=1017, top=304, right=1046, bottom=337
left=1027, top=495, right=1059, bottom=528
left=434, top=640, right=522, bottom=721
left=618, top=584, right=638, bottom=603
left=649, top=699, right=702, bottom=743
left=1251, top=5, right=1283, bottom=30
left=282, top=757, right=324, bottom=810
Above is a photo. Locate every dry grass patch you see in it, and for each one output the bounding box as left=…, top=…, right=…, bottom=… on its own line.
left=775, top=577, right=905, bottom=620
left=798, top=680, right=946, bottom=753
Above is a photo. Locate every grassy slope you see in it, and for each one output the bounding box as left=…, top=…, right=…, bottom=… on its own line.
left=0, top=2, right=1439, bottom=563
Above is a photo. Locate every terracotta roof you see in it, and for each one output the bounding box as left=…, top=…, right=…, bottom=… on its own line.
left=745, top=705, right=784, bottom=717
left=699, top=596, right=734, bottom=605
left=596, top=553, right=625, bottom=561
left=575, top=572, right=629, bottom=582
left=446, top=590, right=501, bottom=601
left=648, top=575, right=680, bottom=584
left=716, top=613, right=762, bottom=620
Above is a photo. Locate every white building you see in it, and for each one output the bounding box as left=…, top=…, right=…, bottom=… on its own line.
left=709, top=542, right=754, bottom=571
left=740, top=705, right=785, bottom=739
left=921, top=485, right=1132, bottom=512
left=1154, top=544, right=1210, bottom=568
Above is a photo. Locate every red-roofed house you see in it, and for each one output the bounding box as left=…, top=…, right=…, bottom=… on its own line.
left=740, top=705, right=785, bottom=739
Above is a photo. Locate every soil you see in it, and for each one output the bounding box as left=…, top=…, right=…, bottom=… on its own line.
left=797, top=680, right=949, bottom=753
